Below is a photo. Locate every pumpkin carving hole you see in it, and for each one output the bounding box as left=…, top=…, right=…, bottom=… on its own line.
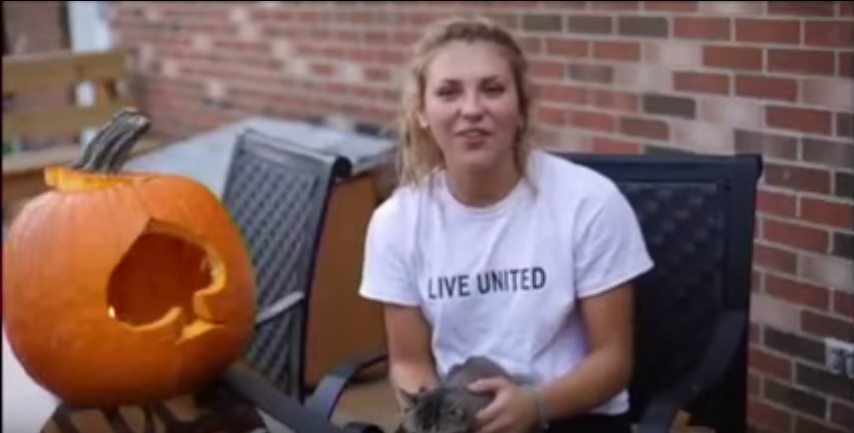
left=106, top=220, right=220, bottom=331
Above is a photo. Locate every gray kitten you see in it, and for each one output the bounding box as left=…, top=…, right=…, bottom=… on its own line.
left=396, top=356, right=529, bottom=433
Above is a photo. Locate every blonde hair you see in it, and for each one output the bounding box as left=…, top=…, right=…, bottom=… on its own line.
left=395, top=16, right=535, bottom=187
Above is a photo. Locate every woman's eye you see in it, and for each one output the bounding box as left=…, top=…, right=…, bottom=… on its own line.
left=436, top=87, right=458, bottom=98
left=484, top=85, right=504, bottom=95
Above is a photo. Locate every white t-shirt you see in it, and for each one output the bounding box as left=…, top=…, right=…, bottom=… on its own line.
left=358, top=149, right=654, bottom=415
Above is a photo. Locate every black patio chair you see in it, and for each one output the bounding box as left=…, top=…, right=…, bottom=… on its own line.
left=304, top=151, right=764, bottom=433
left=145, top=127, right=361, bottom=432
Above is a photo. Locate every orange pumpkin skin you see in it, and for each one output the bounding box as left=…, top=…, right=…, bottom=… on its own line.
left=2, top=111, right=256, bottom=407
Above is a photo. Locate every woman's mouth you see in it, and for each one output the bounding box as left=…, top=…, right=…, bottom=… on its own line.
left=457, top=128, right=491, bottom=138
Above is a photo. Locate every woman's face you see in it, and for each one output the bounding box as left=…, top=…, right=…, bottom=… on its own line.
left=418, top=41, right=523, bottom=174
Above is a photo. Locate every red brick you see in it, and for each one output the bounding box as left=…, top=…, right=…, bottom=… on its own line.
left=831, top=401, right=854, bottom=430
left=763, top=218, right=830, bottom=254
left=541, top=1, right=587, bottom=9
left=843, top=1, right=854, bottom=16
left=833, top=291, right=854, bottom=318
left=310, top=62, right=336, bottom=77
left=735, top=75, right=798, bottom=102
left=644, top=1, right=698, bottom=12
left=748, top=397, right=793, bottom=433
left=702, top=99, right=762, bottom=127
left=644, top=41, right=702, bottom=68
left=544, top=38, right=589, bottom=57
left=522, top=14, right=563, bottom=32
left=619, top=116, right=669, bottom=140
left=802, top=137, right=854, bottom=170
left=749, top=347, right=793, bottom=380
left=673, top=72, right=729, bottom=95
left=805, top=21, right=854, bottom=48
left=802, top=78, right=854, bottom=111
left=363, top=67, right=391, bottom=82
left=519, top=36, right=543, bottom=54
left=748, top=371, right=760, bottom=396
left=839, top=52, right=852, bottom=77
left=567, top=63, right=614, bottom=84
left=796, top=416, right=850, bottom=433
left=799, top=254, right=854, bottom=292
left=765, top=273, right=831, bottom=311
left=764, top=162, right=832, bottom=195
left=591, top=137, right=641, bottom=155
left=735, top=19, right=801, bottom=44
left=592, top=41, right=640, bottom=61
left=493, top=1, right=539, bottom=8
left=768, top=49, right=836, bottom=76
left=568, top=110, right=616, bottom=132
left=530, top=60, right=565, bottom=80
left=703, top=45, right=763, bottom=70
left=536, top=106, right=565, bottom=126
left=699, top=1, right=763, bottom=14
left=674, top=17, right=730, bottom=40
left=590, top=1, right=639, bottom=11
left=750, top=321, right=761, bottom=342
left=767, top=1, right=836, bottom=16
left=766, top=106, right=832, bottom=135
left=757, top=190, right=797, bottom=217
left=753, top=243, right=798, bottom=275
left=535, top=84, right=588, bottom=105
left=800, top=197, right=853, bottom=230
left=801, top=310, right=853, bottom=341
left=590, top=89, right=638, bottom=112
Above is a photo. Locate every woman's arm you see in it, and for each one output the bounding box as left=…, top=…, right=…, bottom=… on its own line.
left=537, top=281, right=635, bottom=419
left=383, top=303, right=440, bottom=409
left=356, top=198, right=436, bottom=408
left=531, top=181, right=649, bottom=420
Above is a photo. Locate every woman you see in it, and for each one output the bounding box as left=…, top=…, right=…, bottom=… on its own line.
left=358, top=16, right=653, bottom=433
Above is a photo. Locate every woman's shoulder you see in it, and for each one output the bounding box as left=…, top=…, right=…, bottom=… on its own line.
left=366, top=181, right=430, bottom=234
left=530, top=149, right=622, bottom=203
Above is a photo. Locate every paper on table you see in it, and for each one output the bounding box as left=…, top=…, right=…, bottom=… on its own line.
left=2, top=326, right=60, bottom=433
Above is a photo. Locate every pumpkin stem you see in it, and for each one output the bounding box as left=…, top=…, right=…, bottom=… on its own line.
left=71, top=108, right=152, bottom=173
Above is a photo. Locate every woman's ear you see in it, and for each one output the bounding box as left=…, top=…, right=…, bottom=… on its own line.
left=416, top=111, right=429, bottom=129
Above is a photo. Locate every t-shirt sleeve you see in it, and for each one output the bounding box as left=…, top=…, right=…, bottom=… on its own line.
left=358, top=198, right=421, bottom=307
left=574, top=184, right=654, bottom=299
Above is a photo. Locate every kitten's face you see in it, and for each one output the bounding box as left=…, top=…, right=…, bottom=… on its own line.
left=398, top=387, right=488, bottom=433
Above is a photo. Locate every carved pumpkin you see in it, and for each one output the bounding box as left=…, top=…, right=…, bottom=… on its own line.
left=2, top=109, right=257, bottom=407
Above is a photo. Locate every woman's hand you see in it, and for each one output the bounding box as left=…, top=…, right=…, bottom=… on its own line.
left=469, top=377, right=540, bottom=433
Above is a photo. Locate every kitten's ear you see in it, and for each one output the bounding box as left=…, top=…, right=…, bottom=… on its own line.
left=399, top=387, right=421, bottom=407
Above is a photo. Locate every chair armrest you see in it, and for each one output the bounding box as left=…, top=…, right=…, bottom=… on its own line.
left=304, top=350, right=389, bottom=419
left=255, top=292, right=304, bottom=328
left=222, top=363, right=350, bottom=433
left=636, top=311, right=747, bottom=433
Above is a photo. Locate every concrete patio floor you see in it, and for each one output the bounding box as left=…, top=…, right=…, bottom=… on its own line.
left=330, top=377, right=400, bottom=432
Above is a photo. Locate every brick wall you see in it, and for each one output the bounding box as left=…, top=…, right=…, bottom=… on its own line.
left=2, top=1, right=73, bottom=150
left=3, top=1, right=69, bottom=54
left=109, top=2, right=852, bottom=432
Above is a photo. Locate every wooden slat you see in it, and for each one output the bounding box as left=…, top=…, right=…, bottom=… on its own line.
left=2, top=138, right=163, bottom=176
left=2, top=98, right=136, bottom=141
left=2, top=49, right=128, bottom=95
left=2, top=138, right=165, bottom=225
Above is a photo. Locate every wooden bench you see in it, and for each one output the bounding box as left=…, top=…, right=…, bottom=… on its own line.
left=2, top=49, right=162, bottom=224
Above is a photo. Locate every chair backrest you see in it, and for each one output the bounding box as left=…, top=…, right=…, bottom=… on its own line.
left=222, top=128, right=351, bottom=400
left=555, top=151, right=762, bottom=433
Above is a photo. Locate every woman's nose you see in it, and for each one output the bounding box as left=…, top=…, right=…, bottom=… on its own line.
left=459, top=92, right=485, bottom=118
